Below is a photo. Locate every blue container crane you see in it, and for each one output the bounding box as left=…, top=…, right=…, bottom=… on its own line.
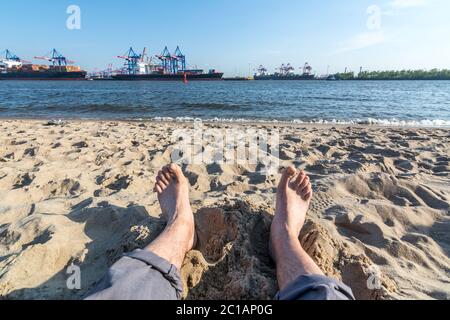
left=35, top=49, right=75, bottom=66
left=117, top=47, right=142, bottom=75
left=174, top=46, right=186, bottom=72
left=2, top=49, right=21, bottom=62
left=156, top=46, right=174, bottom=74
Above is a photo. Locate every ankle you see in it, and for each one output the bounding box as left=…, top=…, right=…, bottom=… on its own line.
left=174, top=215, right=194, bottom=228
left=167, top=209, right=194, bottom=225
left=273, top=237, right=303, bottom=263
left=271, top=231, right=300, bottom=246
left=271, top=223, right=301, bottom=240
left=167, top=216, right=195, bottom=240
left=271, top=226, right=303, bottom=253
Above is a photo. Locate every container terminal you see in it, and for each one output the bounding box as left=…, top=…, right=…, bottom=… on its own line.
left=1, top=47, right=319, bottom=81
left=254, top=63, right=315, bottom=80
left=110, top=46, right=223, bottom=81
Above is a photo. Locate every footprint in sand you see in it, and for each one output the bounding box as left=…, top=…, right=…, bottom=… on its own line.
left=43, top=178, right=82, bottom=198
left=52, top=142, right=62, bottom=149
left=414, top=185, right=449, bottom=210
left=1, top=153, right=15, bottom=162
left=13, top=173, right=35, bottom=189
left=105, top=175, right=132, bottom=192
left=11, top=140, right=27, bottom=146
left=23, top=147, right=38, bottom=158
left=394, top=159, right=414, bottom=171
left=72, top=141, right=89, bottom=149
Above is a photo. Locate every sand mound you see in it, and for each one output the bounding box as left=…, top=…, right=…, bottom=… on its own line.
left=182, top=201, right=276, bottom=300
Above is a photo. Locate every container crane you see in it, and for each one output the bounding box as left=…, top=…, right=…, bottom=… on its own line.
left=156, top=46, right=174, bottom=74
left=141, top=47, right=148, bottom=63
left=174, top=46, right=186, bottom=72
left=256, top=65, right=267, bottom=76
left=0, top=49, right=30, bottom=69
left=278, top=63, right=294, bottom=76
left=94, top=63, right=114, bottom=78
left=117, top=47, right=142, bottom=75
left=285, top=63, right=294, bottom=74
left=155, top=46, right=187, bottom=74
left=2, top=49, right=20, bottom=62
left=303, top=62, right=312, bottom=75
left=34, top=49, right=75, bottom=67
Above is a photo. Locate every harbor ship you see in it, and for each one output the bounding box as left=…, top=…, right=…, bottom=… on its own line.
left=110, top=47, right=224, bottom=81
left=254, top=63, right=315, bottom=80
left=0, top=49, right=87, bottom=80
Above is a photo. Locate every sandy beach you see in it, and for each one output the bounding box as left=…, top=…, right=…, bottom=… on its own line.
left=0, top=119, right=449, bottom=300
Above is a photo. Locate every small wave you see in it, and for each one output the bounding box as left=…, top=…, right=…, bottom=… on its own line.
left=149, top=117, right=450, bottom=128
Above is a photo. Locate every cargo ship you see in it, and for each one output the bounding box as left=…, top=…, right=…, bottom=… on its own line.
left=0, top=49, right=87, bottom=80
left=111, top=47, right=224, bottom=81
left=112, top=69, right=224, bottom=81
left=254, top=63, right=315, bottom=80
left=223, top=76, right=254, bottom=81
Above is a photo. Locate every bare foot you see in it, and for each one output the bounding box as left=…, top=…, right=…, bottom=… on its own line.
left=270, top=166, right=313, bottom=261
left=154, top=164, right=196, bottom=251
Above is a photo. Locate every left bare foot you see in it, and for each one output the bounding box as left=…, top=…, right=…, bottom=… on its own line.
left=270, top=167, right=313, bottom=263
left=154, top=164, right=196, bottom=251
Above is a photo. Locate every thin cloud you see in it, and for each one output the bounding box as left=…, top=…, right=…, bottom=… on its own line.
left=389, top=0, right=429, bottom=9
left=334, top=31, right=387, bottom=54
left=333, top=0, right=430, bottom=55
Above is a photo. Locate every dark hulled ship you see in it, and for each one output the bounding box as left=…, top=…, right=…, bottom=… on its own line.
left=0, top=49, right=87, bottom=81
left=112, top=69, right=224, bottom=81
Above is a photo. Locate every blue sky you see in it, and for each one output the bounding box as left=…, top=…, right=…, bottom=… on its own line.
left=2, top=0, right=449, bottom=76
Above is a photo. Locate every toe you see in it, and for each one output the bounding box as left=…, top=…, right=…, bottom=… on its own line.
left=297, top=176, right=310, bottom=194
left=301, top=183, right=311, bottom=195
left=303, top=191, right=313, bottom=201
left=279, top=166, right=296, bottom=188
left=168, top=163, right=184, bottom=181
left=291, top=171, right=306, bottom=189
left=157, top=172, right=170, bottom=187
left=154, top=183, right=163, bottom=194
left=301, top=184, right=313, bottom=201
left=161, top=167, right=173, bottom=183
left=156, top=180, right=167, bottom=191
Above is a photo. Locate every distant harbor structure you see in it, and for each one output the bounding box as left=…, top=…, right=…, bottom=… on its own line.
left=254, top=63, right=315, bottom=80
left=110, top=46, right=224, bottom=81
left=3, top=47, right=450, bottom=82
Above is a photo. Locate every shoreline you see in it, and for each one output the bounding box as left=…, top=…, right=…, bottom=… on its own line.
left=1, top=117, right=450, bottom=130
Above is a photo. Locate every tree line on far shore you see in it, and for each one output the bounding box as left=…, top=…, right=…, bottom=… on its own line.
left=334, top=69, right=450, bottom=80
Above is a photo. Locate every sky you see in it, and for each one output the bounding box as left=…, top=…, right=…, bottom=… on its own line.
left=1, top=0, right=450, bottom=76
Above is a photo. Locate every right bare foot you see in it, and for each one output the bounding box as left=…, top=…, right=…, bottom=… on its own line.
left=270, top=167, right=313, bottom=260
left=154, top=164, right=196, bottom=251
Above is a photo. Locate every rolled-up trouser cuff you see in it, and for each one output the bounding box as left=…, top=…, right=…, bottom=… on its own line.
left=85, top=249, right=183, bottom=300
left=274, top=274, right=356, bottom=300
left=125, top=249, right=183, bottom=293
